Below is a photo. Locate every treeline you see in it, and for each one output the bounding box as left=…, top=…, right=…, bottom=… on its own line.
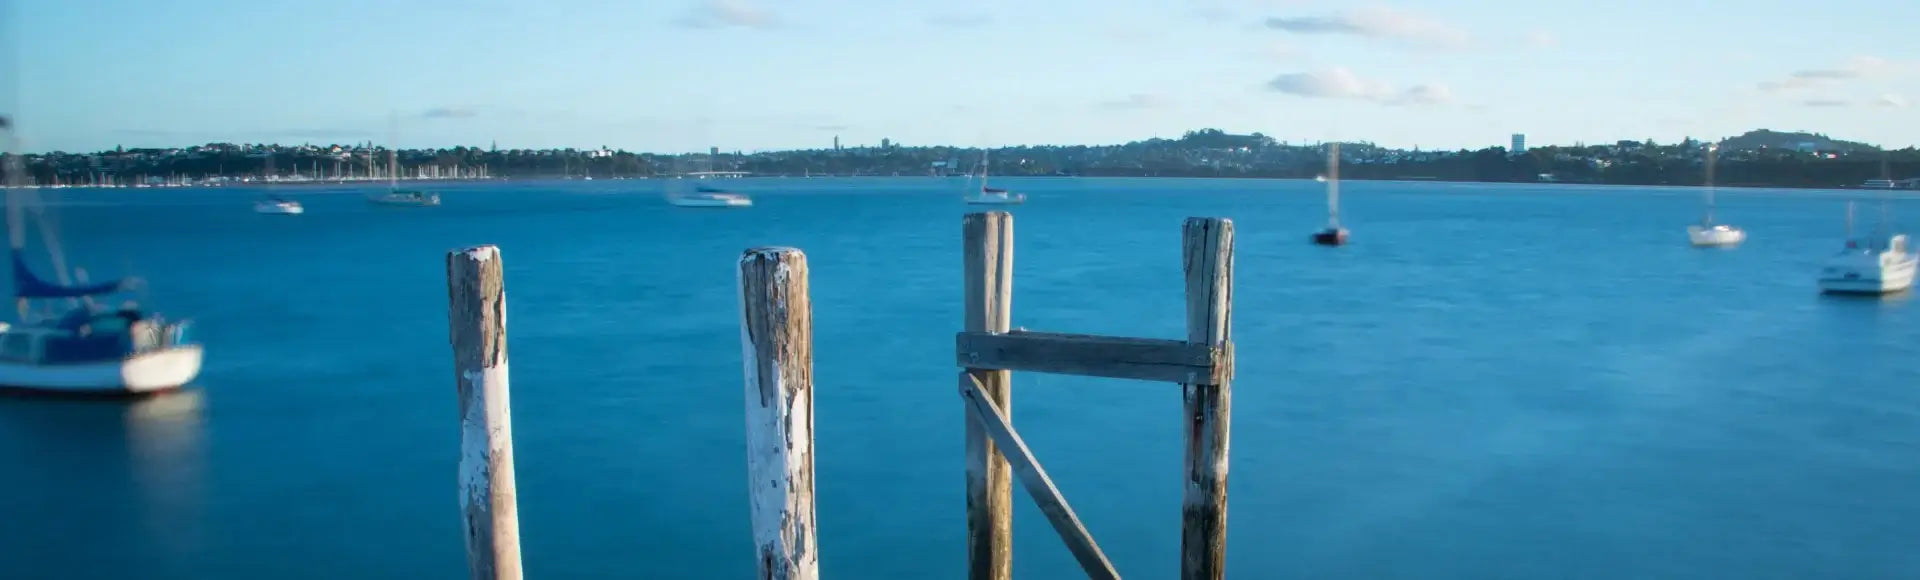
left=11, top=128, right=1919, bottom=189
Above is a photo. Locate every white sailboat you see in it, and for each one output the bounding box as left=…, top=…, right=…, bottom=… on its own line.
left=252, top=153, right=304, bottom=214
left=0, top=117, right=203, bottom=396
left=1687, top=143, right=1745, bottom=247
left=253, top=196, right=303, bottom=214
left=366, top=120, right=440, bottom=207
left=1820, top=200, right=1917, bottom=294
left=964, top=150, right=1025, bottom=205
left=667, top=151, right=752, bottom=208
left=1311, top=142, right=1348, bottom=246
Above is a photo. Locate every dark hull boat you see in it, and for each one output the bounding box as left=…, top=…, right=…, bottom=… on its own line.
left=1312, top=227, right=1349, bottom=246
left=1313, top=142, right=1348, bottom=246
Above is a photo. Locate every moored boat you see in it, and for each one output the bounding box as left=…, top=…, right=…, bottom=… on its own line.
left=1819, top=201, right=1917, bottom=294
left=0, top=188, right=202, bottom=397
left=669, top=185, right=753, bottom=207
left=253, top=197, right=303, bottom=214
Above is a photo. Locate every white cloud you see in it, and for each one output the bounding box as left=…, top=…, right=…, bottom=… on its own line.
left=1264, top=6, right=1470, bottom=50
left=675, top=0, right=776, bottom=30
left=1802, top=99, right=1850, bottom=108
left=1876, top=94, right=1910, bottom=108
left=1265, top=67, right=1453, bottom=106
left=1267, top=68, right=1389, bottom=99
left=1759, top=56, right=1899, bottom=92
left=1100, top=94, right=1173, bottom=110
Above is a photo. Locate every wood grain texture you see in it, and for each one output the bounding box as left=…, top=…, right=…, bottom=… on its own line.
left=445, top=245, right=524, bottom=580
left=1179, top=219, right=1233, bottom=580
left=962, top=212, right=1014, bottom=580
left=956, top=330, right=1229, bottom=385
left=960, top=374, right=1121, bottom=580
left=738, top=247, right=819, bottom=580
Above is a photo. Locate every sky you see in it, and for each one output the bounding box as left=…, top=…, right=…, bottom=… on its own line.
left=4, top=0, right=1918, bottom=153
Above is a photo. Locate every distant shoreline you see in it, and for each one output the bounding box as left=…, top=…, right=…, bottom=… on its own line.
left=22, top=174, right=1914, bottom=193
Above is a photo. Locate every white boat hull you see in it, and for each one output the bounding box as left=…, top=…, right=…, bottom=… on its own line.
left=1688, top=224, right=1745, bottom=246
left=254, top=203, right=303, bottom=215
left=965, top=194, right=1025, bottom=205
left=669, top=196, right=752, bottom=207
left=1820, top=259, right=1917, bottom=294
left=0, top=345, right=203, bottom=396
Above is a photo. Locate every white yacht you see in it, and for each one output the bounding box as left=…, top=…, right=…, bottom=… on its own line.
left=1687, top=144, right=1744, bottom=247
left=1819, top=202, right=1916, bottom=294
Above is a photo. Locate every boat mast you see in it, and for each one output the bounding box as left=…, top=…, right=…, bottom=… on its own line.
left=980, top=149, right=991, bottom=192
left=3, top=115, right=24, bottom=320
left=1847, top=200, right=1856, bottom=242
left=388, top=112, right=399, bottom=191
left=1326, top=142, right=1341, bottom=229
left=1703, top=143, right=1716, bottom=225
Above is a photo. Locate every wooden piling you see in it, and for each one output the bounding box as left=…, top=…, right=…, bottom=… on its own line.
left=1178, top=219, right=1234, bottom=580
left=738, top=247, right=819, bottom=580
left=445, top=245, right=524, bottom=580
left=963, top=212, right=1015, bottom=580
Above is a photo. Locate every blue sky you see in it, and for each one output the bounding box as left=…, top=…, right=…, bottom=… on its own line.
left=7, top=0, right=1918, bottom=153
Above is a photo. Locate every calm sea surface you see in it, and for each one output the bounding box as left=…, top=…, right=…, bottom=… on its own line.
left=1, top=177, right=1917, bottom=579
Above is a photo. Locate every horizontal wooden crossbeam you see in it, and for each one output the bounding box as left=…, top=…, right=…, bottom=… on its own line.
left=955, top=330, right=1232, bottom=385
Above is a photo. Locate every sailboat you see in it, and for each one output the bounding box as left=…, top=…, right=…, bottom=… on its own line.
left=666, top=151, right=752, bottom=208
left=253, top=196, right=304, bottom=215
left=964, top=149, right=1025, bottom=205
left=1311, top=142, right=1349, bottom=246
left=1687, top=143, right=1744, bottom=247
left=253, top=152, right=303, bottom=214
left=1819, top=198, right=1917, bottom=294
left=365, top=147, right=440, bottom=206
left=0, top=119, right=204, bottom=396
left=366, top=120, right=440, bottom=206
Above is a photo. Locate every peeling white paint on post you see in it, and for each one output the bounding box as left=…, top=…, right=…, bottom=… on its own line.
left=446, top=245, right=523, bottom=580
left=739, top=247, right=819, bottom=580
left=962, top=212, right=1014, bottom=580
left=1180, top=218, right=1233, bottom=580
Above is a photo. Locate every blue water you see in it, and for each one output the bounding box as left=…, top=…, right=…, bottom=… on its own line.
left=2, top=177, right=1918, bottom=579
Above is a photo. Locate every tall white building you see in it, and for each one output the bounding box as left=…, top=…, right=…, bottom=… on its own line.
left=1511, top=134, right=1527, bottom=153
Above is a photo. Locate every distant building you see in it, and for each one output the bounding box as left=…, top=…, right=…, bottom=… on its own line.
left=710, top=146, right=720, bottom=158
left=833, top=136, right=840, bottom=151
left=881, top=138, right=892, bottom=149
left=1511, top=133, right=1527, bottom=154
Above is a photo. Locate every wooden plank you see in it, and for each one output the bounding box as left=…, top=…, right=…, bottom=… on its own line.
left=959, top=373, right=1122, bottom=580
left=956, top=330, right=1230, bottom=385
left=445, top=245, right=524, bottom=580
left=738, top=247, right=820, bottom=580
left=962, top=211, right=1015, bottom=580
left=1179, top=219, right=1234, bottom=580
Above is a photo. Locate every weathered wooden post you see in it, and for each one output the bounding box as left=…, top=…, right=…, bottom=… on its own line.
left=445, top=245, right=525, bottom=580
left=962, top=212, right=1015, bottom=580
left=1179, top=219, right=1233, bottom=580
left=739, top=247, right=819, bottom=580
